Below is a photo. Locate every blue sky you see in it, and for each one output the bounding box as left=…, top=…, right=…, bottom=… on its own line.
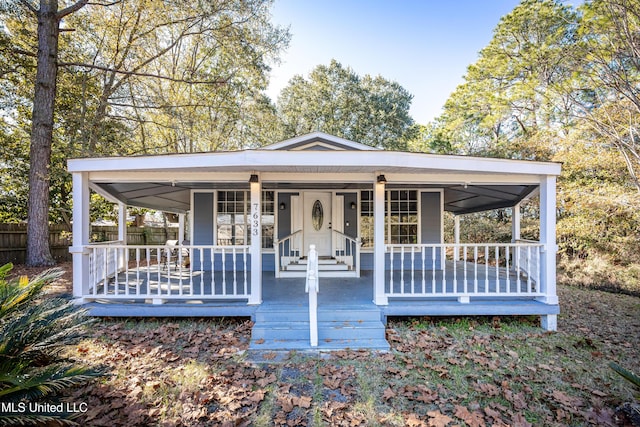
left=266, top=0, right=522, bottom=125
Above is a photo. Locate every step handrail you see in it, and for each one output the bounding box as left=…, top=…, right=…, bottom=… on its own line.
left=305, top=244, right=319, bottom=347
left=274, top=229, right=303, bottom=278
left=331, top=229, right=361, bottom=277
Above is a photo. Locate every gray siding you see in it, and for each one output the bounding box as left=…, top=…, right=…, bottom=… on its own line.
left=341, top=192, right=358, bottom=238
left=193, top=192, right=214, bottom=245
left=277, top=193, right=293, bottom=239
left=421, top=192, right=442, bottom=244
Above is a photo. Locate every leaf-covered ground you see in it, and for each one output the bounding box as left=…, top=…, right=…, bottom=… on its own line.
left=9, top=262, right=640, bottom=426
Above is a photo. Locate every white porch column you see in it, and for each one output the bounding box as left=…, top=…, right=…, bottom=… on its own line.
left=453, top=215, right=460, bottom=261
left=373, top=176, right=388, bottom=305
left=69, top=172, right=90, bottom=302
left=539, top=176, right=558, bottom=330
left=117, top=203, right=126, bottom=242
left=178, top=214, right=185, bottom=243
left=117, top=202, right=127, bottom=270
left=512, top=203, right=521, bottom=243
left=248, top=176, right=262, bottom=305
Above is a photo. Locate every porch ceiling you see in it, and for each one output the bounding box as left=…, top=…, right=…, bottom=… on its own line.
left=91, top=181, right=539, bottom=215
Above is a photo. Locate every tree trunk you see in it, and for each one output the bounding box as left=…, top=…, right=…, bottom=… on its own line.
left=26, top=1, right=60, bottom=266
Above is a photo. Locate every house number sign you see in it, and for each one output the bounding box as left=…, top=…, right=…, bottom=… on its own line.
left=252, top=203, right=260, bottom=237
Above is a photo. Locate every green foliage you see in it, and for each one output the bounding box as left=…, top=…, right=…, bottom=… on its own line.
left=276, top=59, right=415, bottom=149
left=0, top=264, right=103, bottom=425
left=0, top=0, right=290, bottom=223
left=610, top=362, right=640, bottom=392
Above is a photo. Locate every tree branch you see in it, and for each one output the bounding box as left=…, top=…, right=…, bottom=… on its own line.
left=17, top=0, right=37, bottom=14
left=57, top=0, right=89, bottom=19
left=58, top=61, right=228, bottom=85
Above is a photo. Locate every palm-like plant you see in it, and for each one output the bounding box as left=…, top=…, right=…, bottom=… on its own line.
left=0, top=263, right=103, bottom=426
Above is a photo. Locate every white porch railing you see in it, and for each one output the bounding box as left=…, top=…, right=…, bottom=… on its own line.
left=385, top=243, right=543, bottom=301
left=332, top=230, right=361, bottom=277
left=274, top=230, right=302, bottom=277
left=86, top=243, right=250, bottom=300
left=306, top=244, right=319, bottom=348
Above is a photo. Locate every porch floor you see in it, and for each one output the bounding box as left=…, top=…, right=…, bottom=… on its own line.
left=83, top=267, right=558, bottom=319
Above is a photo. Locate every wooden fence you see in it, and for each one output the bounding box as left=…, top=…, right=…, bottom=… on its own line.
left=0, top=224, right=178, bottom=265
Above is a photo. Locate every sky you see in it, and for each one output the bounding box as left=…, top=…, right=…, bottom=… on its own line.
left=266, top=0, right=523, bottom=125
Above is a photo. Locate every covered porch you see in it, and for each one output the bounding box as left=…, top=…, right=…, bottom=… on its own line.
left=68, top=132, right=561, bottom=334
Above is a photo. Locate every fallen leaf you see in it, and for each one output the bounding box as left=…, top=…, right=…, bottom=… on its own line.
left=427, top=410, right=454, bottom=427
left=382, top=387, right=396, bottom=401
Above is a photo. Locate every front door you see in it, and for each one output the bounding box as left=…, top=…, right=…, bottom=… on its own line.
left=303, top=192, right=332, bottom=257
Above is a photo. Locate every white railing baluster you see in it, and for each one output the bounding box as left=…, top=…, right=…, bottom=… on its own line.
left=516, top=245, right=521, bottom=293
left=221, top=248, right=227, bottom=295
left=243, top=247, right=248, bottom=295
left=421, top=246, right=426, bottom=294
left=210, top=247, right=215, bottom=295
left=135, top=248, right=140, bottom=296
left=389, top=246, right=394, bottom=293
left=442, top=245, right=446, bottom=294
left=473, top=246, right=479, bottom=294
left=146, top=247, right=151, bottom=295
left=463, top=246, right=468, bottom=296
left=431, top=245, right=436, bottom=294
left=495, top=245, right=500, bottom=294
left=452, top=245, right=457, bottom=293
left=526, top=246, right=532, bottom=293
left=505, top=246, right=510, bottom=292
left=232, top=247, right=238, bottom=296
left=412, top=247, right=416, bottom=293
left=400, top=246, right=406, bottom=294
left=103, top=247, right=108, bottom=296
left=157, top=249, right=162, bottom=297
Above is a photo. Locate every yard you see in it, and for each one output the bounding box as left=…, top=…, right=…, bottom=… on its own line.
left=10, top=262, right=640, bottom=426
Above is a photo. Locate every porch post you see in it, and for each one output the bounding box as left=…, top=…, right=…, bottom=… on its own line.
left=539, top=176, right=558, bottom=330
left=512, top=203, right=521, bottom=243
left=69, top=172, right=90, bottom=302
left=453, top=215, right=460, bottom=261
left=117, top=202, right=127, bottom=270
left=178, top=214, right=185, bottom=243
left=248, top=176, right=262, bottom=305
left=373, top=176, right=388, bottom=305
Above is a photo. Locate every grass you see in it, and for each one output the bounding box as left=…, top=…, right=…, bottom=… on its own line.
left=27, top=281, right=630, bottom=426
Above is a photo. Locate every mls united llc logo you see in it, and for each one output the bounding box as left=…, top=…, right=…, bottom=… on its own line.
left=1, top=401, right=88, bottom=414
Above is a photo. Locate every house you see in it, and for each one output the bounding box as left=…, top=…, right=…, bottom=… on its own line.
left=68, top=132, right=560, bottom=350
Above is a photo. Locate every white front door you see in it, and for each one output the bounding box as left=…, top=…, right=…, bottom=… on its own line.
left=303, top=192, right=332, bottom=257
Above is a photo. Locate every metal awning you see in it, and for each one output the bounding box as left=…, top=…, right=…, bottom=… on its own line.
left=92, top=181, right=539, bottom=215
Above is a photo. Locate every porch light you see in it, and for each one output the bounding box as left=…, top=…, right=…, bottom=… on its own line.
left=377, top=174, right=387, bottom=183
left=279, top=202, right=286, bottom=210
left=249, top=174, right=259, bottom=183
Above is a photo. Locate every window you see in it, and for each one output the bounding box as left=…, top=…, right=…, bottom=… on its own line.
left=262, top=191, right=274, bottom=249
left=386, top=190, right=418, bottom=244
left=217, top=191, right=247, bottom=245
left=360, top=190, right=374, bottom=248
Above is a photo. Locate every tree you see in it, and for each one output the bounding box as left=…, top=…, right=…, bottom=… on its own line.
left=13, top=0, right=88, bottom=267
left=276, top=59, right=415, bottom=149
left=571, top=0, right=640, bottom=191
left=0, top=0, right=289, bottom=262
left=433, top=0, right=578, bottom=160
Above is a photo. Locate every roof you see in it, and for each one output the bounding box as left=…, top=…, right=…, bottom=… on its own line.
left=68, top=132, right=561, bottom=214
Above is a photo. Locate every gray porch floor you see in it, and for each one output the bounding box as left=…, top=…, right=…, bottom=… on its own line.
left=84, top=267, right=558, bottom=319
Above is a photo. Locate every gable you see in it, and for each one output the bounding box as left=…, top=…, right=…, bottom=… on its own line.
left=262, top=132, right=379, bottom=151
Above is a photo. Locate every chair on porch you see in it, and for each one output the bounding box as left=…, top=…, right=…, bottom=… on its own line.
left=162, top=240, right=190, bottom=270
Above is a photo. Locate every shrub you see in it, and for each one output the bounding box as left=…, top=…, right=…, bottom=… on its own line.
left=0, top=263, right=103, bottom=426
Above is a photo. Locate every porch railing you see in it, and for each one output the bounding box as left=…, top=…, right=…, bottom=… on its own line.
left=332, top=230, right=360, bottom=277
left=385, top=243, right=543, bottom=301
left=86, top=243, right=250, bottom=300
left=274, top=230, right=302, bottom=277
